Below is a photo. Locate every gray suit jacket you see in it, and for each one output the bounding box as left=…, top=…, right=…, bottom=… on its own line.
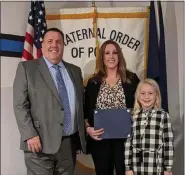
left=13, top=58, right=86, bottom=154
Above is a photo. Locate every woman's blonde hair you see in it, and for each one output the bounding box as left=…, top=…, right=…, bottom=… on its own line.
left=133, top=78, right=161, bottom=115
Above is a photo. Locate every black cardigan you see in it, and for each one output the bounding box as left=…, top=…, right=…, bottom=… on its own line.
left=84, top=71, right=140, bottom=127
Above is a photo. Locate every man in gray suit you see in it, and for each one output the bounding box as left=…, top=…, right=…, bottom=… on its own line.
left=13, top=28, right=86, bottom=175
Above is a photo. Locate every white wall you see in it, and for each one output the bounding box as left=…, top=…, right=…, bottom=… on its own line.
left=1, top=2, right=30, bottom=175
left=1, top=1, right=184, bottom=175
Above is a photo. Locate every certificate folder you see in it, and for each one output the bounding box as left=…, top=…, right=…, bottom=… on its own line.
left=94, top=108, right=132, bottom=139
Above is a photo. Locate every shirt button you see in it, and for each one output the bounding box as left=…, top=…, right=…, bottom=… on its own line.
left=61, top=108, right=64, bottom=111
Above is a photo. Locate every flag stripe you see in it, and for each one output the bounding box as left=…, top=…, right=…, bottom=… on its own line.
left=1, top=51, right=23, bottom=58
left=0, top=39, right=24, bottom=52
left=33, top=45, right=38, bottom=59
left=0, top=33, right=25, bottom=41
left=37, top=49, right=42, bottom=58
left=22, top=49, right=34, bottom=60
left=25, top=32, right=34, bottom=46
left=25, top=23, right=34, bottom=37
left=23, top=41, right=33, bottom=54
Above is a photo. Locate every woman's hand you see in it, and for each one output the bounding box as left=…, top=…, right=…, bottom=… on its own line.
left=86, top=127, right=104, bottom=140
left=164, top=171, right=173, bottom=175
left=125, top=170, right=134, bottom=175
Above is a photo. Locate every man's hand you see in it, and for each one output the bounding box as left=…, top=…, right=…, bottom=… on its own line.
left=27, top=136, right=42, bottom=153
left=86, top=127, right=104, bottom=140
left=164, top=171, right=173, bottom=175
left=125, top=170, right=134, bottom=175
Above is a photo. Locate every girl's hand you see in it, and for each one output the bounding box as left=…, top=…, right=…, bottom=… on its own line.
left=86, top=127, right=104, bottom=140
left=164, top=171, right=173, bottom=175
left=125, top=170, right=134, bottom=175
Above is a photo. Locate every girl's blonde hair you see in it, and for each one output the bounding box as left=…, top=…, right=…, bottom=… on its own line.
left=133, top=78, right=161, bottom=115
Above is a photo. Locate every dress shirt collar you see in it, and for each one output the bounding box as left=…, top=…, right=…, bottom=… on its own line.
left=43, top=56, right=65, bottom=69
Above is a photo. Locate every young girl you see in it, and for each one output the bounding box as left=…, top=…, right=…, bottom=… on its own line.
left=125, top=78, right=174, bottom=175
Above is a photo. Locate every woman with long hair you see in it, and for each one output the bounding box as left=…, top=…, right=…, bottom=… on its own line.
left=84, top=39, right=140, bottom=175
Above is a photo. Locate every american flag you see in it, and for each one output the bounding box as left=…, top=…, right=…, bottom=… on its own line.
left=22, top=0, right=47, bottom=61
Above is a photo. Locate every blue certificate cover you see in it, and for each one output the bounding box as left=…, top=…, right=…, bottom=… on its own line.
left=94, top=108, right=132, bottom=139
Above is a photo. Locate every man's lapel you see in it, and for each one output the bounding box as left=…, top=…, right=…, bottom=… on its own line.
left=36, top=57, right=61, bottom=106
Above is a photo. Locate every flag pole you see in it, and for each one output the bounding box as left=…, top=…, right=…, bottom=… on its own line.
left=83, top=1, right=99, bottom=86
left=92, top=1, right=99, bottom=74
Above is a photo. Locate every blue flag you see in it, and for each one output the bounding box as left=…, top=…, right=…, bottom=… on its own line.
left=157, top=1, right=168, bottom=112
left=147, top=1, right=160, bottom=80
left=147, top=1, right=168, bottom=112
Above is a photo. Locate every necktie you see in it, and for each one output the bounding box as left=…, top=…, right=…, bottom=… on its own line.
left=53, top=65, right=72, bottom=135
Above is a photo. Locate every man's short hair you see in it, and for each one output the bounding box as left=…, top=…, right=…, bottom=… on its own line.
left=42, top=28, right=64, bottom=42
